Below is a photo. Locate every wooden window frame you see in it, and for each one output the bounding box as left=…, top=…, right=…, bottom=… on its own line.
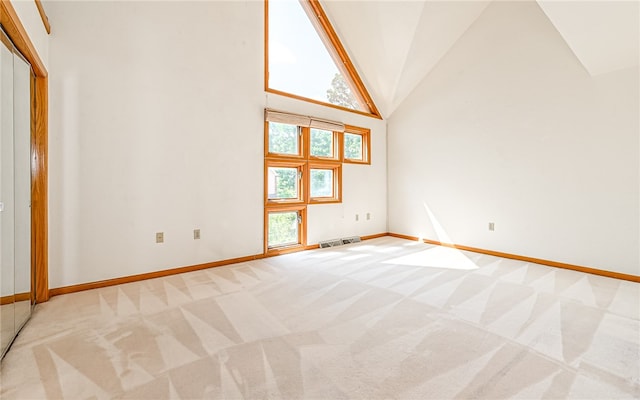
left=343, top=125, right=371, bottom=165
left=308, top=128, right=342, bottom=162
left=264, top=0, right=382, bottom=119
left=308, top=162, right=342, bottom=204
left=265, top=159, right=307, bottom=206
left=264, top=205, right=307, bottom=255
left=264, top=113, right=370, bottom=254
left=264, top=121, right=305, bottom=160
left=34, top=0, right=51, bottom=34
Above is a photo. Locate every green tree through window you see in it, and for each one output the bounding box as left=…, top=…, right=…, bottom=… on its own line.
left=268, top=167, right=298, bottom=199
left=311, top=169, right=333, bottom=197
left=310, top=128, right=333, bottom=157
left=265, top=116, right=370, bottom=252
left=266, top=0, right=380, bottom=117
left=344, top=132, right=362, bottom=160
left=269, top=123, right=298, bottom=155
left=268, top=212, right=298, bottom=247
left=326, top=73, right=359, bottom=110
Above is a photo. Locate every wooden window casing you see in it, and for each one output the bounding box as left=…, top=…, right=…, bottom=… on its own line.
left=264, top=205, right=307, bottom=254
left=264, top=113, right=369, bottom=254
left=308, top=128, right=342, bottom=162
left=264, top=121, right=304, bottom=160
left=308, top=162, right=342, bottom=204
left=264, top=0, right=382, bottom=119
left=265, top=159, right=306, bottom=205
left=343, top=125, right=371, bottom=165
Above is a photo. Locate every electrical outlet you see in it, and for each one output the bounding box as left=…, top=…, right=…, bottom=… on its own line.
left=355, top=214, right=359, bottom=221
left=366, top=213, right=371, bottom=220
left=488, top=222, right=495, bottom=231
left=156, top=232, right=164, bottom=243
left=194, top=229, right=200, bottom=240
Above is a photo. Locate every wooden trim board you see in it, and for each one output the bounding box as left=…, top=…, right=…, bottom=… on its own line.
left=34, top=0, right=50, bottom=34
left=48, top=233, right=388, bottom=297
left=388, top=233, right=640, bottom=283
left=0, top=292, right=30, bottom=305
left=49, top=254, right=266, bottom=297
left=48, top=232, right=638, bottom=297
left=265, top=89, right=382, bottom=120
left=360, top=232, right=387, bottom=241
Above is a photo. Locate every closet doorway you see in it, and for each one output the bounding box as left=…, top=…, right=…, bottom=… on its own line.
left=0, top=26, right=33, bottom=359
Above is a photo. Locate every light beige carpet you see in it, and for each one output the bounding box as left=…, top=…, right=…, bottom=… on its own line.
left=0, top=237, right=638, bottom=399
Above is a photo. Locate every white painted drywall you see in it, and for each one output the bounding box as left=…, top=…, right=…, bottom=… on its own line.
left=388, top=1, right=639, bottom=275
left=46, top=1, right=387, bottom=288
left=323, top=0, right=491, bottom=118
left=538, top=1, right=639, bottom=76
left=11, top=0, right=49, bottom=69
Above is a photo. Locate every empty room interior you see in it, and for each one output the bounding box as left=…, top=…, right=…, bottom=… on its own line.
left=0, top=0, right=639, bottom=398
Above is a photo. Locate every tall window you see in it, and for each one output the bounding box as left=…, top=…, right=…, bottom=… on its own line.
left=264, top=110, right=371, bottom=253
left=265, top=0, right=381, bottom=118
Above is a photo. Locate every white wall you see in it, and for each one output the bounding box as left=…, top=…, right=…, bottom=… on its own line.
left=388, top=1, right=639, bottom=275
left=47, top=1, right=387, bottom=288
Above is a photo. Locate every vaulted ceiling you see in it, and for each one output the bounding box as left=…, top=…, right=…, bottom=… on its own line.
left=322, top=0, right=640, bottom=118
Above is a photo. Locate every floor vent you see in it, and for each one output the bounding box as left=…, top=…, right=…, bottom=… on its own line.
left=342, top=236, right=361, bottom=245
left=319, top=236, right=361, bottom=248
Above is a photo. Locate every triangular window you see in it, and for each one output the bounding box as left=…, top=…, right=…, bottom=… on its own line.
left=266, top=0, right=380, bottom=118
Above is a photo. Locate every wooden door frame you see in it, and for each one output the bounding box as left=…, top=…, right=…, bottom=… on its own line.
left=1, top=0, right=49, bottom=302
